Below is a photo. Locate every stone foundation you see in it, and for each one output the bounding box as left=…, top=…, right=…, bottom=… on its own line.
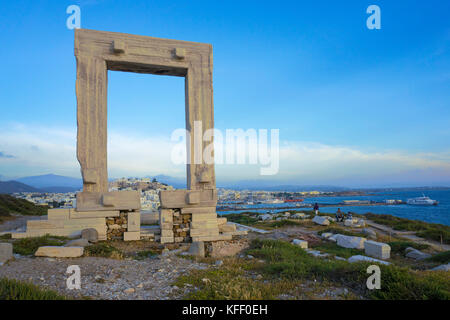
left=12, top=208, right=141, bottom=241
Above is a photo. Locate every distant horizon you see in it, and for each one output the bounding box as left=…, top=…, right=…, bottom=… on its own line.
left=2, top=173, right=450, bottom=190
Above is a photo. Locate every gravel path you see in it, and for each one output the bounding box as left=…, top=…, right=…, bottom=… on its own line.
left=0, top=253, right=208, bottom=300
left=366, top=220, right=450, bottom=251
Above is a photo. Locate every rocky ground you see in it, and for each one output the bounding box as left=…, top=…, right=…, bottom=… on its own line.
left=0, top=250, right=208, bottom=300
left=0, top=213, right=448, bottom=300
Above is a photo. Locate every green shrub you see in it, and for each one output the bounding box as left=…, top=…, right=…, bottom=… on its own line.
left=135, top=250, right=157, bottom=260
left=13, top=235, right=66, bottom=256
left=388, top=241, right=430, bottom=254
left=84, top=242, right=123, bottom=259
left=0, top=194, right=47, bottom=216
left=0, top=233, right=12, bottom=240
left=222, top=213, right=259, bottom=226
left=426, top=251, right=450, bottom=264
left=0, top=278, right=66, bottom=300
left=264, top=219, right=303, bottom=229
left=371, top=267, right=450, bottom=300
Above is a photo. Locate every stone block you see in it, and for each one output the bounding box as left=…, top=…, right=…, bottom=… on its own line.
left=217, top=217, right=227, bottom=225
left=77, top=191, right=140, bottom=211
left=48, top=208, right=71, bottom=220
left=27, top=220, right=63, bottom=229
left=190, top=221, right=218, bottom=229
left=113, top=40, right=126, bottom=54
left=181, top=207, right=216, bottom=214
left=188, top=241, right=205, bottom=257
left=191, top=213, right=217, bottom=222
left=348, top=255, right=390, bottom=265
left=160, top=236, right=174, bottom=244
left=312, top=216, right=330, bottom=226
left=336, top=235, right=367, bottom=249
left=219, top=223, right=236, bottom=233
left=81, top=228, right=99, bottom=243
left=160, top=222, right=173, bottom=230
left=127, top=211, right=140, bottom=232
left=0, top=243, right=13, bottom=263
left=364, top=240, right=391, bottom=260
left=161, top=229, right=174, bottom=237
left=292, top=239, right=308, bottom=249
left=159, top=189, right=217, bottom=208
left=159, top=209, right=173, bottom=223
left=70, top=210, right=119, bottom=219
left=124, top=231, right=140, bottom=241
left=321, top=232, right=333, bottom=239
left=35, top=246, right=84, bottom=258
left=187, top=191, right=200, bottom=204
left=344, top=219, right=353, bottom=227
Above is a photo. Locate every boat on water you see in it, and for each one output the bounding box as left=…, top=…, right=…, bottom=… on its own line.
left=406, top=194, right=438, bottom=206
left=284, top=198, right=304, bottom=203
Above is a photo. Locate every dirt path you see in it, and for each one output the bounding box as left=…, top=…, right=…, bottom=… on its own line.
left=366, top=220, right=450, bottom=251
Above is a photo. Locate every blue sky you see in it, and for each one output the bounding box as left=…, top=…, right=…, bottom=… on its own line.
left=0, top=0, right=449, bottom=187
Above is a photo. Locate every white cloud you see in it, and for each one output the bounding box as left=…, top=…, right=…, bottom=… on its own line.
left=0, top=123, right=449, bottom=186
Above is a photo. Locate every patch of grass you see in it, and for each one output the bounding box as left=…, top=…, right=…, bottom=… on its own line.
left=0, top=278, right=66, bottom=300
left=13, top=235, right=66, bottom=256
left=248, top=239, right=450, bottom=300
left=388, top=241, right=430, bottom=254
left=370, top=267, right=450, bottom=300
left=0, top=194, right=47, bottom=217
left=263, top=219, right=303, bottom=229
left=426, top=251, right=450, bottom=264
left=310, top=242, right=362, bottom=259
left=135, top=250, right=157, bottom=260
left=173, top=258, right=295, bottom=300
left=222, top=213, right=259, bottom=226
left=318, top=227, right=362, bottom=237
left=84, top=242, right=123, bottom=259
left=364, top=213, right=450, bottom=244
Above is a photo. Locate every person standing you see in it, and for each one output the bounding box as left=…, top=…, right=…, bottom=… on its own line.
left=314, top=203, right=319, bottom=215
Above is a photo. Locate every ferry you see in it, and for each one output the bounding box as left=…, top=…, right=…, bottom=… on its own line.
left=406, top=194, right=438, bottom=206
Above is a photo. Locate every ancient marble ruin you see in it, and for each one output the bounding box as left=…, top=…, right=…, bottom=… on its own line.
left=12, top=29, right=243, bottom=243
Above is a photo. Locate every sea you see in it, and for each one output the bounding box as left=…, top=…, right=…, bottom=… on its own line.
left=218, top=190, right=450, bottom=226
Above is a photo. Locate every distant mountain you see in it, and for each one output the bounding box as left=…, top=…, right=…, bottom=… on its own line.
left=0, top=181, right=42, bottom=193
left=15, top=174, right=82, bottom=191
